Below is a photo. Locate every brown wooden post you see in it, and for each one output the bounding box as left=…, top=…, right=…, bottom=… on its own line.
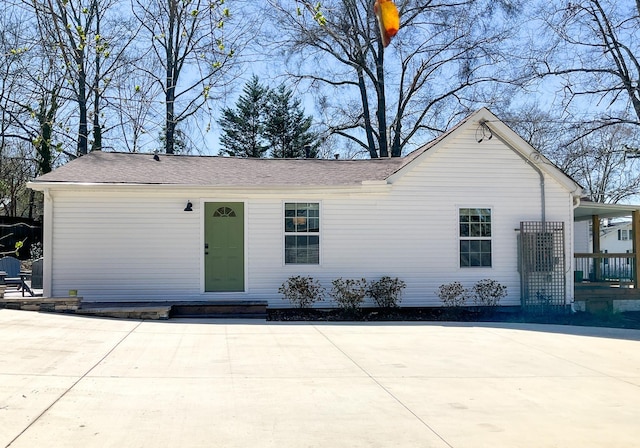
left=592, top=215, right=601, bottom=281
left=633, top=210, right=640, bottom=288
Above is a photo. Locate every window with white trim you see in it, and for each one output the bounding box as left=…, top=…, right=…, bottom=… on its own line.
left=618, top=229, right=630, bottom=241
left=459, top=208, right=492, bottom=267
left=284, top=202, right=320, bottom=264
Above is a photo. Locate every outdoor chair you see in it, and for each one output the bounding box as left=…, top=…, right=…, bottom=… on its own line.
left=0, top=256, right=22, bottom=290
left=21, top=258, right=43, bottom=297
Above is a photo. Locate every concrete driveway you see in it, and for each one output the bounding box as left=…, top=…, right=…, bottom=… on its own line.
left=1, top=309, right=640, bottom=448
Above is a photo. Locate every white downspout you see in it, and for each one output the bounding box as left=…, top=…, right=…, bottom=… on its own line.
left=570, top=195, right=581, bottom=312
left=43, top=189, right=53, bottom=297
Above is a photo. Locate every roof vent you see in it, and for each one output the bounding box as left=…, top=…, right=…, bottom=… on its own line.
left=334, top=154, right=340, bottom=159
left=153, top=150, right=160, bottom=161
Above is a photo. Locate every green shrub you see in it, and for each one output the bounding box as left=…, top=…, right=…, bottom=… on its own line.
left=278, top=276, right=325, bottom=308
left=436, top=282, right=469, bottom=307
left=472, top=279, right=507, bottom=306
left=367, top=276, right=406, bottom=308
left=330, top=277, right=367, bottom=311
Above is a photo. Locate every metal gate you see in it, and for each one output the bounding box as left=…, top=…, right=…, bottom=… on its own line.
left=519, top=221, right=567, bottom=314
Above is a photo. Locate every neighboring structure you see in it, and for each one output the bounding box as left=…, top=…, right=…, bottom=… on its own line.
left=573, top=201, right=640, bottom=312
left=597, top=220, right=634, bottom=282
left=575, top=218, right=633, bottom=254
left=599, top=220, right=633, bottom=254
left=28, top=108, right=583, bottom=309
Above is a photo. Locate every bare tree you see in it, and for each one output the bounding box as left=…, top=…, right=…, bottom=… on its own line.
left=566, top=125, right=640, bottom=203
left=131, top=0, right=253, bottom=154
left=531, top=1, right=640, bottom=129
left=0, top=143, right=38, bottom=217
left=111, top=68, right=163, bottom=153
left=504, top=105, right=640, bottom=204
left=29, top=0, right=137, bottom=155
left=0, top=4, right=27, bottom=156
left=1, top=2, right=68, bottom=173
left=265, top=0, right=521, bottom=158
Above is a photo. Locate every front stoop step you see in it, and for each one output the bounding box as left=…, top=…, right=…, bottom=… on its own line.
left=76, top=304, right=172, bottom=320
left=77, top=300, right=268, bottom=320
left=170, top=301, right=268, bottom=318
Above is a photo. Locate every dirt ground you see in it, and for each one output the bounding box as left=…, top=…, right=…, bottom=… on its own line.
left=267, top=307, right=640, bottom=330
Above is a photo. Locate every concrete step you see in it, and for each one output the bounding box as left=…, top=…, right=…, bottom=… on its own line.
left=76, top=305, right=171, bottom=320
left=0, top=298, right=268, bottom=320
left=170, top=301, right=268, bottom=318
left=0, top=297, right=81, bottom=313
left=78, top=300, right=268, bottom=320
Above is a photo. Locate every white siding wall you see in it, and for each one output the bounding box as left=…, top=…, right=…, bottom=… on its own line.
left=574, top=221, right=591, bottom=253
left=379, top=128, right=576, bottom=306
left=50, top=191, right=201, bottom=300
left=46, top=127, right=576, bottom=306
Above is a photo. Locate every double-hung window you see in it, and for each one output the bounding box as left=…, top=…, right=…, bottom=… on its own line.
left=284, top=202, right=320, bottom=264
left=459, top=208, right=492, bottom=267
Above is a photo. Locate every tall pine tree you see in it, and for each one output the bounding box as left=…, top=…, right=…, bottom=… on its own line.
left=219, top=78, right=318, bottom=158
left=265, top=85, right=318, bottom=159
left=219, top=76, right=269, bottom=158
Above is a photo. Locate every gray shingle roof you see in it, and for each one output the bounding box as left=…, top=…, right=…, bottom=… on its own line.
left=32, top=151, right=410, bottom=187
left=30, top=109, right=494, bottom=188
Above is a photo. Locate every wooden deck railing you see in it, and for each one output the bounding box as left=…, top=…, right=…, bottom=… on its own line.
left=574, top=253, right=635, bottom=284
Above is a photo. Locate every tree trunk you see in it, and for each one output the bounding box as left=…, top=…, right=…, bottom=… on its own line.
left=77, top=61, right=89, bottom=155
left=164, top=0, right=176, bottom=154
left=28, top=190, right=36, bottom=220
left=91, top=3, right=102, bottom=152
left=375, top=44, right=388, bottom=158
left=37, top=96, right=55, bottom=174
left=166, top=85, right=176, bottom=154
left=390, top=122, right=402, bottom=157
left=356, top=63, right=378, bottom=158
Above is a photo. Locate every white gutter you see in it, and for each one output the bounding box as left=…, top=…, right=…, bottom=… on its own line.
left=27, top=181, right=393, bottom=195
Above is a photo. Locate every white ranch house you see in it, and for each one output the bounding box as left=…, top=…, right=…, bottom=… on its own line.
left=29, top=108, right=586, bottom=311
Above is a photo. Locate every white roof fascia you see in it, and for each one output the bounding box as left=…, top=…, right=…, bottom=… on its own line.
left=574, top=201, right=640, bottom=221
left=27, top=181, right=392, bottom=195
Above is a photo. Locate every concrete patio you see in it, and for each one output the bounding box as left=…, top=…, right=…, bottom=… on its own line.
left=1, top=309, right=639, bottom=447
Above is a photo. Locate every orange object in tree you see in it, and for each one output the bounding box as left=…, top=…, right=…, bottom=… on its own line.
left=373, top=0, right=400, bottom=48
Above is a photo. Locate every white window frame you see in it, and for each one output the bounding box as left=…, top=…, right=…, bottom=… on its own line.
left=458, top=207, right=492, bottom=268
left=283, top=202, right=321, bottom=265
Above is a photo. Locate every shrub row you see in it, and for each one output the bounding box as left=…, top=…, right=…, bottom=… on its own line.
left=279, top=277, right=507, bottom=310
left=278, top=276, right=406, bottom=310
left=436, top=279, right=507, bottom=307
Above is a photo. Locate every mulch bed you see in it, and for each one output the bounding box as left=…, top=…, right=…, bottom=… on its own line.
left=267, top=307, right=640, bottom=330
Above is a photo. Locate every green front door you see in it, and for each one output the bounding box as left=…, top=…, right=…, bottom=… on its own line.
left=204, top=202, right=244, bottom=292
